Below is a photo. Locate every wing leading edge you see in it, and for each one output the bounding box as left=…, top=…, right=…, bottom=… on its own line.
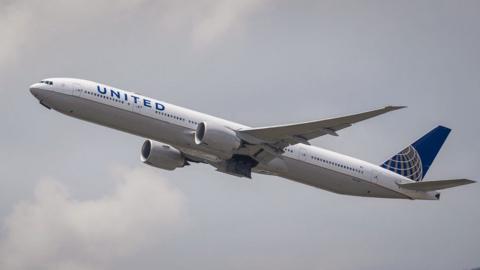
left=238, top=106, right=406, bottom=149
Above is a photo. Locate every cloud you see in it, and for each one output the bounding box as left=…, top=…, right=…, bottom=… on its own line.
left=0, top=0, right=148, bottom=67
left=0, top=166, right=186, bottom=270
left=0, top=1, right=31, bottom=66
left=191, top=0, right=269, bottom=49
left=0, top=0, right=269, bottom=68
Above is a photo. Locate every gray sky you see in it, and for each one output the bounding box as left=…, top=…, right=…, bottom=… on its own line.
left=1, top=0, right=479, bottom=269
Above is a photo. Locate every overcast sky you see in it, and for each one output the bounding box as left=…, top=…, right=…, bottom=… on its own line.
left=1, top=1, right=479, bottom=269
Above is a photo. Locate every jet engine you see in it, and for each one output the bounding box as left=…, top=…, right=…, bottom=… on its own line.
left=141, top=140, right=187, bottom=170
left=194, top=121, right=241, bottom=157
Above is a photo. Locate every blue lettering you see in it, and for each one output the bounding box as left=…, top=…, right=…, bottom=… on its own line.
left=124, top=93, right=128, bottom=101
left=97, top=85, right=107, bottom=94
left=110, top=89, right=120, bottom=99
left=131, top=95, right=140, bottom=104
left=155, top=102, right=165, bottom=111
left=143, top=99, right=151, bottom=108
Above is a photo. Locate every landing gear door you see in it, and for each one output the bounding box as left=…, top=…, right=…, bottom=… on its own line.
left=72, top=83, right=83, bottom=97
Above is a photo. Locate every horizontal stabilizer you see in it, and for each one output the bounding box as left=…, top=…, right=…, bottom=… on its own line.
left=398, top=179, right=475, bottom=191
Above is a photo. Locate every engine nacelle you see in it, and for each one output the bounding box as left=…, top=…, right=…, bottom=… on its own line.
left=194, top=121, right=241, bottom=157
left=141, top=140, right=186, bottom=170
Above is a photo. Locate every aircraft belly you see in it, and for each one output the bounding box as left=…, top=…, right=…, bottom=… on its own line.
left=44, top=92, right=189, bottom=147
left=277, top=157, right=407, bottom=199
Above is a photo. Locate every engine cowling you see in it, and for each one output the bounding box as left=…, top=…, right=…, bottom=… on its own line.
left=141, top=140, right=186, bottom=170
left=194, top=121, right=241, bottom=157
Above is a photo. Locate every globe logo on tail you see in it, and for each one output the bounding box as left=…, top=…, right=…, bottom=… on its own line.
left=381, top=145, right=423, bottom=182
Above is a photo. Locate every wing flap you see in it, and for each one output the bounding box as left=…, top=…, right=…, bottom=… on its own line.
left=398, top=179, right=475, bottom=191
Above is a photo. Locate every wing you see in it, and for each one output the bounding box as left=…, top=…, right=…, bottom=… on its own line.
left=238, top=106, right=405, bottom=149
left=398, top=179, right=476, bottom=191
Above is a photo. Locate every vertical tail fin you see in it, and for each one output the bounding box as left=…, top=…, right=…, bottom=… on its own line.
left=381, top=126, right=451, bottom=181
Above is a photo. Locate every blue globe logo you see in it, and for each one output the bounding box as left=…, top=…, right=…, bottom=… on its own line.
left=381, top=145, right=423, bottom=181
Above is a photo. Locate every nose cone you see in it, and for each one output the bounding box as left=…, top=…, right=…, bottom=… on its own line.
left=30, top=83, right=39, bottom=95
left=29, top=83, right=43, bottom=99
left=30, top=83, right=53, bottom=109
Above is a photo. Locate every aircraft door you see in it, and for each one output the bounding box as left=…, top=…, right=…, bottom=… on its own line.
left=370, top=168, right=383, bottom=184
left=298, top=147, right=308, bottom=161
left=72, top=83, right=83, bottom=97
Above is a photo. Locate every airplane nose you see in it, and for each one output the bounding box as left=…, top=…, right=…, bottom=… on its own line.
left=29, top=83, right=52, bottom=109
left=29, top=83, right=42, bottom=99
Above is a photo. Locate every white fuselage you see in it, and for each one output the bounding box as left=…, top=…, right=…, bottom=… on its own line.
left=30, top=78, right=439, bottom=200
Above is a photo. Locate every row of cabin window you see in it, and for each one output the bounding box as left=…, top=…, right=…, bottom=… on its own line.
left=154, top=110, right=200, bottom=125
left=311, top=156, right=364, bottom=174
left=85, top=89, right=201, bottom=126
left=155, top=110, right=183, bottom=121
left=85, top=90, right=125, bottom=104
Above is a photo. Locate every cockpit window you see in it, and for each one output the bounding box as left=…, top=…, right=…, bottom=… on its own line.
left=39, top=80, right=53, bottom=85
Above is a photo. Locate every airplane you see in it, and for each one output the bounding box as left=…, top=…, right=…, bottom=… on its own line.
left=29, top=78, right=475, bottom=200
